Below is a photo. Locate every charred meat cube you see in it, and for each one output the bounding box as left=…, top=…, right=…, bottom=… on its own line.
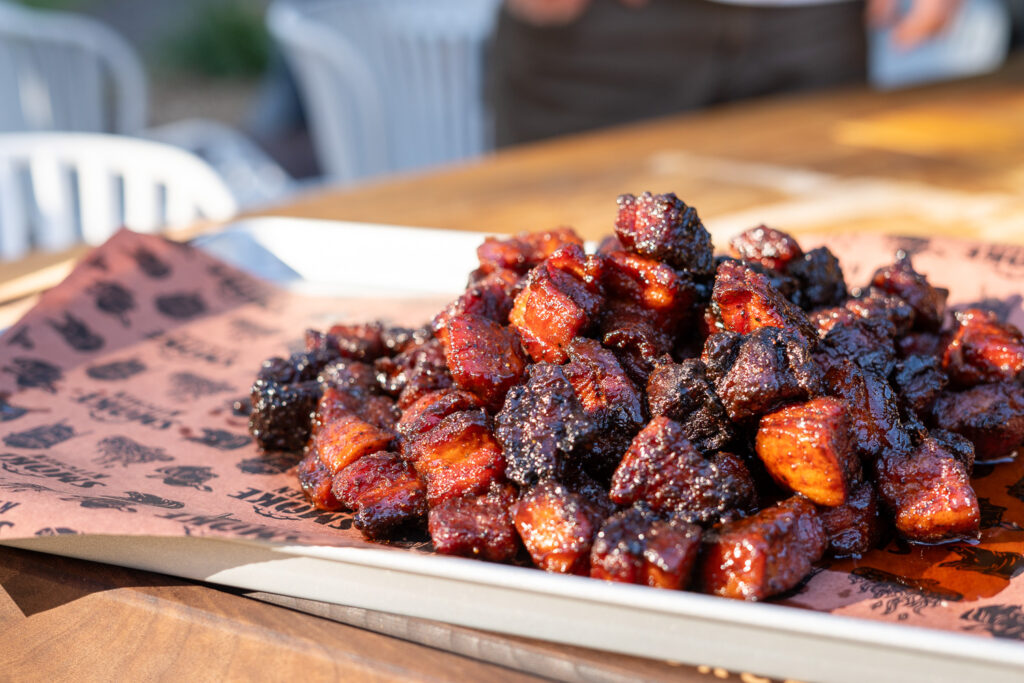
left=711, top=260, right=816, bottom=342
left=892, top=355, right=947, bottom=418
left=332, top=451, right=427, bottom=540
left=381, top=325, right=432, bottom=354
left=820, top=316, right=897, bottom=378
left=787, top=246, right=847, bottom=310
left=249, top=376, right=322, bottom=452
left=809, top=306, right=856, bottom=338
left=942, top=308, right=1024, bottom=387
left=600, top=300, right=673, bottom=386
left=897, top=331, right=945, bottom=359
left=513, top=480, right=604, bottom=575
left=405, top=409, right=505, bottom=506
left=397, top=388, right=482, bottom=443
left=844, top=287, right=914, bottom=337
left=476, top=227, right=584, bottom=275
left=374, top=337, right=453, bottom=409
left=590, top=506, right=701, bottom=589
left=817, top=480, right=883, bottom=557
left=433, top=269, right=520, bottom=340
left=874, top=432, right=980, bottom=543
left=439, top=313, right=528, bottom=412
left=602, top=250, right=696, bottom=333
left=495, top=364, right=597, bottom=486
left=821, top=359, right=909, bottom=461
left=610, top=417, right=755, bottom=525
left=614, top=192, right=714, bottom=277
left=297, top=450, right=343, bottom=510
left=707, top=327, right=821, bottom=423
left=311, top=411, right=395, bottom=475
left=509, top=244, right=604, bottom=363
left=756, top=397, right=861, bottom=507
left=308, top=322, right=387, bottom=361
left=932, top=382, right=1024, bottom=462
left=318, top=361, right=400, bottom=432
left=871, top=254, right=948, bottom=331
left=699, top=495, right=826, bottom=601
left=428, top=483, right=520, bottom=562
left=728, top=225, right=803, bottom=272
left=646, top=358, right=733, bottom=453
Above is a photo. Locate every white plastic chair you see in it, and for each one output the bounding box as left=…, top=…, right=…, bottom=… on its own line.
left=0, top=132, right=238, bottom=261
left=267, top=0, right=502, bottom=184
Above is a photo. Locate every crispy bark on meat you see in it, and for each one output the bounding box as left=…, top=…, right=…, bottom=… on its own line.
left=590, top=506, right=701, bottom=589
left=704, top=327, right=820, bottom=423
left=874, top=432, right=980, bottom=543
left=711, top=260, right=816, bottom=341
left=405, top=409, right=505, bottom=506
left=699, top=495, right=826, bottom=601
left=844, top=287, right=915, bottom=336
left=787, top=247, right=847, bottom=310
left=433, top=269, right=520, bottom=341
left=942, top=308, right=1024, bottom=387
left=898, top=331, right=945, bottom=359
left=396, top=388, right=482, bottom=443
left=614, top=192, right=714, bottom=277
left=602, top=250, right=696, bottom=333
left=374, top=337, right=454, bottom=409
left=513, top=480, right=604, bottom=575
left=476, top=227, right=584, bottom=275
left=817, top=480, right=883, bottom=557
left=871, top=255, right=948, bottom=331
left=305, top=322, right=387, bottom=362
left=509, top=244, right=605, bottom=363
left=892, top=355, right=947, bottom=418
left=297, top=450, right=343, bottom=510
left=381, top=325, right=432, bottom=355
left=756, top=397, right=861, bottom=506
left=428, top=483, right=520, bottom=562
left=728, top=225, right=803, bottom=272
left=809, top=306, right=856, bottom=338
left=318, top=361, right=400, bottom=431
left=610, top=417, right=755, bottom=524
left=439, top=313, right=528, bottom=412
left=932, top=382, right=1024, bottom=462
left=820, top=359, right=909, bottom=461
left=495, top=363, right=597, bottom=486
left=332, top=451, right=427, bottom=539
left=820, top=316, right=897, bottom=378
left=600, top=300, right=673, bottom=386
left=646, top=358, right=733, bottom=453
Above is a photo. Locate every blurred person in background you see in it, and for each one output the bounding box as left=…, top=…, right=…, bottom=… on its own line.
left=489, top=0, right=974, bottom=146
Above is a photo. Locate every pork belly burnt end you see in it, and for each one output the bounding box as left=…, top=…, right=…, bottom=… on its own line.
left=844, top=287, right=915, bottom=337
left=249, top=352, right=337, bottom=452
left=513, top=480, right=604, bottom=575
left=318, top=361, right=400, bottom=431
left=817, top=480, right=883, bottom=557
left=308, top=322, right=387, bottom=362
left=728, top=225, right=803, bottom=272
left=476, top=227, right=583, bottom=275
left=646, top=358, right=733, bottom=453
left=610, top=417, right=755, bottom=524
left=703, top=327, right=820, bottom=423
left=871, top=255, right=948, bottom=331
left=819, top=316, right=897, bottom=378
left=821, top=359, right=909, bottom=461
left=397, top=388, right=482, bottom=443
left=297, top=450, right=342, bottom=510
left=711, top=260, right=816, bottom=341
left=374, top=337, right=453, bottom=409
left=332, top=451, right=427, bottom=539
left=874, top=431, right=980, bottom=543
left=495, top=363, right=596, bottom=486
left=614, top=192, right=714, bottom=277
left=439, top=313, right=527, bottom=411
left=600, top=300, right=673, bottom=386
left=891, top=355, right=947, bottom=418
left=428, top=483, right=519, bottom=562
left=699, top=495, right=826, bottom=601
left=590, top=506, right=701, bottom=589
left=756, top=397, right=861, bottom=506
left=942, top=308, right=1024, bottom=387
left=787, top=246, right=847, bottom=310
left=601, top=250, right=696, bottom=333
left=433, top=269, right=519, bottom=339
left=931, top=382, right=1024, bottom=462
left=509, top=244, right=604, bottom=363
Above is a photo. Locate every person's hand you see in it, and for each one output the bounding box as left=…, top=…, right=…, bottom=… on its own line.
left=867, top=0, right=963, bottom=49
left=506, top=0, right=648, bottom=26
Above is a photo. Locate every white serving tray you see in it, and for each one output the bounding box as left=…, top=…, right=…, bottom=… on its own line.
left=6, top=217, right=1024, bottom=683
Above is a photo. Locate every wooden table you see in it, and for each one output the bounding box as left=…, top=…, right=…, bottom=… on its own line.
left=3, top=59, right=1024, bottom=680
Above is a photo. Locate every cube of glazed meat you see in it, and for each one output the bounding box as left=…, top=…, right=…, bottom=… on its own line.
left=646, top=358, right=733, bottom=453
left=297, top=450, right=343, bottom=510
left=942, top=308, right=1024, bottom=387
left=932, top=382, right=1024, bottom=462
left=590, top=506, right=701, bottom=589
left=476, top=227, right=584, bottom=275
left=374, top=337, right=454, bottom=409
left=311, top=411, right=396, bottom=475
left=699, top=495, right=826, bottom=601
left=381, top=324, right=432, bottom=355
left=891, top=355, right=947, bottom=418
left=397, top=388, right=482, bottom=443
left=513, top=479, right=604, bottom=575
left=614, top=192, right=714, bottom=277
left=439, top=313, right=528, bottom=412
left=711, top=260, right=816, bottom=342
left=874, top=433, right=980, bottom=543
left=706, top=327, right=821, bottom=423
left=509, top=244, right=604, bottom=363
left=844, top=287, right=915, bottom=337
left=820, top=316, right=897, bottom=378
left=405, top=409, right=505, bottom=506
left=728, top=225, right=803, bottom=272
left=871, top=254, right=948, bottom=331
left=332, top=451, right=427, bottom=540
left=318, top=361, right=400, bottom=431
left=249, top=351, right=340, bottom=452
left=602, top=250, right=696, bottom=333
left=432, top=269, right=520, bottom=341
left=821, top=359, right=909, bottom=461
left=495, top=363, right=597, bottom=486
left=428, top=483, right=520, bottom=563
left=817, top=481, right=883, bottom=557
left=610, top=417, right=756, bottom=525
left=306, top=322, right=387, bottom=362
left=756, top=397, right=861, bottom=507
left=600, top=300, right=673, bottom=386
left=787, top=247, right=847, bottom=310
left=898, top=331, right=946, bottom=359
